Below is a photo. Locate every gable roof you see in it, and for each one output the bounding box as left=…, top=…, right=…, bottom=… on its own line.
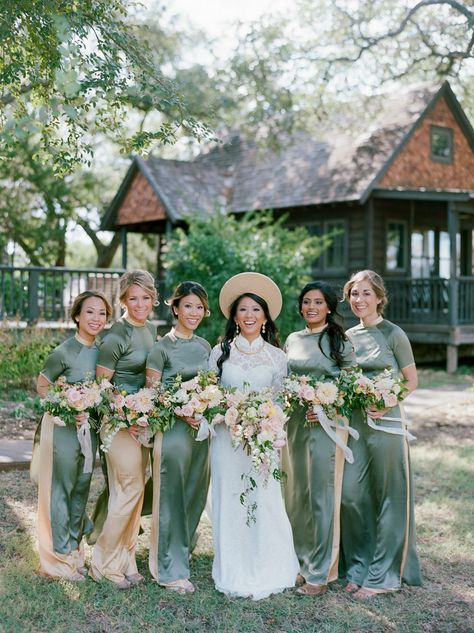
left=101, top=81, right=474, bottom=230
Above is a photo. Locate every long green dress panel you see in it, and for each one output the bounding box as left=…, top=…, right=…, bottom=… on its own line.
left=97, top=318, right=157, bottom=393
left=147, top=330, right=211, bottom=583
left=90, top=318, right=157, bottom=542
left=283, top=329, right=355, bottom=585
left=40, top=336, right=99, bottom=553
left=340, top=319, right=422, bottom=589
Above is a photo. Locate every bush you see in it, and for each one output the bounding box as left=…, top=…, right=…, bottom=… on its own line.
left=165, top=210, right=331, bottom=345
left=0, top=327, right=61, bottom=392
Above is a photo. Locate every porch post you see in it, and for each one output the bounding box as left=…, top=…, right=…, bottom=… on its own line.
left=447, top=202, right=458, bottom=372
left=364, top=198, right=374, bottom=268
left=120, top=227, right=128, bottom=269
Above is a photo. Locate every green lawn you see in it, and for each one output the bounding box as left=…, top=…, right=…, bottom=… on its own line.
left=1, top=426, right=473, bottom=633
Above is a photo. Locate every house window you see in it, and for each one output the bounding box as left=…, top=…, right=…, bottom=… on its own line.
left=430, top=125, right=453, bottom=163
left=304, top=223, right=322, bottom=272
left=386, top=221, right=407, bottom=271
left=324, top=220, right=347, bottom=271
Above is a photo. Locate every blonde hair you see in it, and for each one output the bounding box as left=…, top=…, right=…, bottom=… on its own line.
left=70, top=290, right=113, bottom=328
left=119, top=270, right=159, bottom=305
left=343, top=270, right=388, bottom=315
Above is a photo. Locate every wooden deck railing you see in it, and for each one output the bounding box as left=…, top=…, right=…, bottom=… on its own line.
left=0, top=266, right=169, bottom=324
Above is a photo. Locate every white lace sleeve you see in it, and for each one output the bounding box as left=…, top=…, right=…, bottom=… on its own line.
left=270, top=347, right=288, bottom=391
left=208, top=344, right=221, bottom=373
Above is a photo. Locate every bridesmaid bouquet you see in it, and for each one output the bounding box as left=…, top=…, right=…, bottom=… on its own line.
left=282, top=373, right=358, bottom=464
left=337, top=368, right=408, bottom=418
left=41, top=376, right=114, bottom=472
left=223, top=387, right=288, bottom=525
left=100, top=387, right=162, bottom=451
left=154, top=370, right=228, bottom=438
left=282, top=374, right=348, bottom=425
left=40, top=376, right=112, bottom=429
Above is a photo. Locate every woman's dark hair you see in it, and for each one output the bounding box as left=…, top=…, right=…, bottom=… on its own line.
left=298, top=281, right=347, bottom=367
left=70, top=290, right=112, bottom=328
left=217, top=293, right=280, bottom=376
left=165, top=281, right=210, bottom=317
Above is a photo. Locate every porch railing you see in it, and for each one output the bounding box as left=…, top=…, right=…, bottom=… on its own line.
left=384, top=277, right=474, bottom=325
left=0, top=266, right=169, bottom=324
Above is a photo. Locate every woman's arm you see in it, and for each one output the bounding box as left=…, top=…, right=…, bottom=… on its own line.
left=36, top=374, right=52, bottom=397
left=145, top=368, right=161, bottom=388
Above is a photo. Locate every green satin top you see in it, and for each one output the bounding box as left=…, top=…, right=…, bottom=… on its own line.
left=285, top=328, right=356, bottom=378
left=146, top=331, right=211, bottom=384
left=97, top=318, right=157, bottom=393
left=346, top=319, right=414, bottom=377
left=41, top=336, right=99, bottom=384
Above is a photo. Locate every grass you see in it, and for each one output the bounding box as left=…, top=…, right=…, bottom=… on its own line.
left=1, top=443, right=473, bottom=632
left=1, top=371, right=473, bottom=633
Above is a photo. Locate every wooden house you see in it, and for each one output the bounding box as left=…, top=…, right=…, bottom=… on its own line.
left=101, top=81, right=474, bottom=371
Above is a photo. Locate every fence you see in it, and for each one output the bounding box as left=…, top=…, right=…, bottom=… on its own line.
left=0, top=266, right=169, bottom=324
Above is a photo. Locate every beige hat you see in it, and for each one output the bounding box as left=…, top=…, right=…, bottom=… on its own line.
left=219, top=272, right=283, bottom=320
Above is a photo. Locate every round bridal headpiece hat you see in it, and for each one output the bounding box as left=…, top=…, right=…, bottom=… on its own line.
left=218, top=272, right=283, bottom=320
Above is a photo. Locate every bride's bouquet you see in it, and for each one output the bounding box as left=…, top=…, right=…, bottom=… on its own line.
left=153, top=370, right=227, bottom=438
left=223, top=387, right=288, bottom=525
left=100, top=387, right=162, bottom=451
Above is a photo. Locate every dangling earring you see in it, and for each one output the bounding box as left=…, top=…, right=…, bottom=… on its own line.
left=235, top=322, right=240, bottom=335
left=261, top=322, right=266, bottom=334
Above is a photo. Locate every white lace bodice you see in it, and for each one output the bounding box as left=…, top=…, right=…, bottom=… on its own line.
left=208, top=335, right=287, bottom=392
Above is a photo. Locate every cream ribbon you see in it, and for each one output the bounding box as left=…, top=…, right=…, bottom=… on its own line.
left=313, top=404, right=359, bottom=464
left=195, top=415, right=217, bottom=442
left=366, top=403, right=416, bottom=441
left=76, top=421, right=94, bottom=473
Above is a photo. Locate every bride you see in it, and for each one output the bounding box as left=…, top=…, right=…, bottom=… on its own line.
left=209, top=272, right=299, bottom=600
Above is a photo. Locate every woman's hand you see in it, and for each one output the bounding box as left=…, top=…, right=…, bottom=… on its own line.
left=74, top=412, right=90, bottom=429
left=366, top=405, right=388, bottom=420
left=127, top=424, right=142, bottom=439
left=178, top=415, right=201, bottom=430
left=306, top=407, right=319, bottom=424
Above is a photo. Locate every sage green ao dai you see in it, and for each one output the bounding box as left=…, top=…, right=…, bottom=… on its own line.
left=37, top=335, right=99, bottom=579
left=90, top=318, right=157, bottom=584
left=146, top=330, right=211, bottom=584
left=283, top=329, right=356, bottom=585
left=340, top=319, right=422, bottom=590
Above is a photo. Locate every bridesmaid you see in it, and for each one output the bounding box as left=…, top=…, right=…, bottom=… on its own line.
left=283, top=281, right=356, bottom=596
left=36, top=290, right=112, bottom=581
left=340, top=270, right=422, bottom=599
left=90, top=270, right=158, bottom=589
left=146, top=281, right=211, bottom=594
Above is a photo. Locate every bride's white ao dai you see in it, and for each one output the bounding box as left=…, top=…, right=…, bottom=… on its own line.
left=209, top=334, right=299, bottom=600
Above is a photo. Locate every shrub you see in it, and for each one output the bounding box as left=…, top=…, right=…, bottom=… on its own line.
left=165, top=210, right=331, bottom=345
left=0, top=327, right=61, bottom=392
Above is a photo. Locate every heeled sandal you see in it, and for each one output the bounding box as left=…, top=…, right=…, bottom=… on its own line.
left=296, top=583, right=328, bottom=596
left=352, top=586, right=397, bottom=600
left=126, top=573, right=145, bottom=586
left=160, top=579, right=195, bottom=594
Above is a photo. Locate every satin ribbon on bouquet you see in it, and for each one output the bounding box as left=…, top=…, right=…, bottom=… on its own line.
left=195, top=414, right=218, bottom=442
left=313, top=404, right=359, bottom=464
left=366, top=403, right=416, bottom=441
left=76, top=420, right=94, bottom=473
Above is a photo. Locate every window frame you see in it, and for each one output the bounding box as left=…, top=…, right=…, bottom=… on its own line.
left=323, top=218, right=348, bottom=272
left=430, top=125, right=454, bottom=164
left=385, top=219, right=408, bottom=274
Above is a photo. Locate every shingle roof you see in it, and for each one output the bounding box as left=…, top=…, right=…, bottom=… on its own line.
left=103, top=81, right=474, bottom=228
